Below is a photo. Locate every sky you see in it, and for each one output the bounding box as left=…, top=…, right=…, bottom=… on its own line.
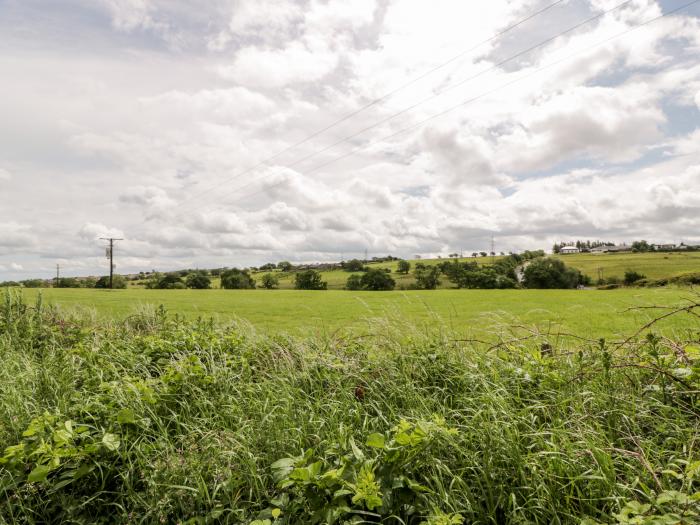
left=1, top=0, right=699, bottom=279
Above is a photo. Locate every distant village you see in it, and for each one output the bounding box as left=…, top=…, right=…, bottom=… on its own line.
left=553, top=240, right=698, bottom=255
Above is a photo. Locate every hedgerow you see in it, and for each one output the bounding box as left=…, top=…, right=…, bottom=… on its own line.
left=1, top=290, right=700, bottom=524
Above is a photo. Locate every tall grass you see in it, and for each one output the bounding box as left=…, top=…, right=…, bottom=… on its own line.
left=1, top=290, right=699, bottom=524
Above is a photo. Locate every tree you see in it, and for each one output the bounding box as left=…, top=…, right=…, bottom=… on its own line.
left=20, top=279, right=45, bottom=288
left=480, top=252, right=488, bottom=257
left=632, top=240, right=651, bottom=253
left=360, top=269, right=395, bottom=291
left=261, top=273, right=280, bottom=289
left=186, top=271, right=211, bottom=289
left=56, top=277, right=81, bottom=288
left=624, top=270, right=646, bottom=285
left=415, top=266, right=441, bottom=289
left=221, top=268, right=256, bottom=289
left=95, top=275, right=127, bottom=289
left=522, top=258, right=585, bottom=289
left=345, top=274, right=363, bottom=290
left=294, top=270, right=327, bottom=290
left=342, top=259, right=365, bottom=272
left=396, top=260, right=411, bottom=274
left=278, top=261, right=293, bottom=272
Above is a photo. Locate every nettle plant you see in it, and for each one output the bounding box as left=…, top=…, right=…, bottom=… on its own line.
left=255, top=417, right=463, bottom=524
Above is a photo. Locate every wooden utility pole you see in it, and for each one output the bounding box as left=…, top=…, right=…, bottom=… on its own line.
left=55, top=264, right=60, bottom=288
left=100, top=237, right=123, bottom=289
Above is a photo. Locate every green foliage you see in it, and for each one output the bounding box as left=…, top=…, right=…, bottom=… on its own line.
left=277, top=261, right=293, bottom=272
left=267, top=417, right=460, bottom=522
left=632, top=240, right=651, bottom=252
left=444, top=260, right=517, bottom=289
left=624, top=270, right=646, bottom=286
left=397, top=260, right=411, bottom=274
left=95, top=275, right=128, bottom=289
left=294, top=270, right=327, bottom=290
left=20, top=279, right=46, bottom=288
left=1, top=290, right=700, bottom=523
left=185, top=271, right=211, bottom=289
left=414, top=265, right=441, bottom=289
left=342, top=259, right=366, bottom=272
left=56, top=277, right=81, bottom=288
left=345, top=274, right=363, bottom=291
left=261, top=273, right=280, bottom=289
left=523, top=258, right=586, bottom=289
left=221, top=268, right=256, bottom=289
left=359, top=268, right=395, bottom=291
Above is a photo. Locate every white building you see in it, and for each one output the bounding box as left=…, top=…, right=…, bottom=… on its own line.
left=560, top=246, right=580, bottom=254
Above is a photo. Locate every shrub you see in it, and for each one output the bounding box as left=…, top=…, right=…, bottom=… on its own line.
left=624, top=270, right=646, bottom=286
left=185, top=272, right=211, bottom=289
left=522, top=258, right=585, bottom=289
left=396, top=260, right=411, bottom=274
left=359, top=268, right=395, bottom=291
left=415, top=265, right=441, bottom=289
left=342, top=259, right=366, bottom=272
left=345, top=274, right=363, bottom=291
left=277, top=261, right=293, bottom=272
left=220, top=268, right=255, bottom=289
left=261, top=273, right=280, bottom=289
left=95, top=275, right=128, bottom=289
left=294, top=270, right=327, bottom=290
left=20, top=279, right=45, bottom=288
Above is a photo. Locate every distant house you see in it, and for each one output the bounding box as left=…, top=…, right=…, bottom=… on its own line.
left=652, top=243, right=676, bottom=250
left=560, top=246, right=580, bottom=254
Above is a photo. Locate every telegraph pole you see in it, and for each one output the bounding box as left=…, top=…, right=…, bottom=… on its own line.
left=55, top=264, right=60, bottom=288
left=491, top=235, right=495, bottom=264
left=100, top=237, right=123, bottom=289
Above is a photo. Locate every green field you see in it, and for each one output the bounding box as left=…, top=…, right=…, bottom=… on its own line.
left=552, top=251, right=700, bottom=280
left=124, top=251, right=700, bottom=291
left=19, top=287, right=699, bottom=339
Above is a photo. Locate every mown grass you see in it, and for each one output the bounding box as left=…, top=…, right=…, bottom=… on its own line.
left=1, top=291, right=700, bottom=523
left=17, top=287, right=698, bottom=338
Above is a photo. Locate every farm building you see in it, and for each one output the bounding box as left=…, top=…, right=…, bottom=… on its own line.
left=591, top=244, right=630, bottom=253
left=560, top=246, right=580, bottom=254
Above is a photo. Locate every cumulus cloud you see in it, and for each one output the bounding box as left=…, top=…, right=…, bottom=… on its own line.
left=119, top=186, right=176, bottom=211
left=262, top=202, right=311, bottom=231
left=78, top=223, right=124, bottom=242
left=0, top=223, right=36, bottom=253
left=1, top=0, right=700, bottom=278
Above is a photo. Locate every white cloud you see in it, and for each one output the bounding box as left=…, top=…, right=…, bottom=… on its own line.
left=218, top=40, right=339, bottom=87
left=1, top=0, right=700, bottom=278
left=78, top=223, right=124, bottom=242
left=119, top=186, right=176, bottom=211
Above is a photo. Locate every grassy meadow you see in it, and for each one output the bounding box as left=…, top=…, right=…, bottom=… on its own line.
left=18, top=286, right=700, bottom=338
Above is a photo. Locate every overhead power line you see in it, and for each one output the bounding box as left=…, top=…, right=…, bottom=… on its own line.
left=171, top=0, right=634, bottom=219
left=100, top=237, right=123, bottom=289
left=172, top=0, right=568, bottom=213
left=196, top=0, right=699, bottom=211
